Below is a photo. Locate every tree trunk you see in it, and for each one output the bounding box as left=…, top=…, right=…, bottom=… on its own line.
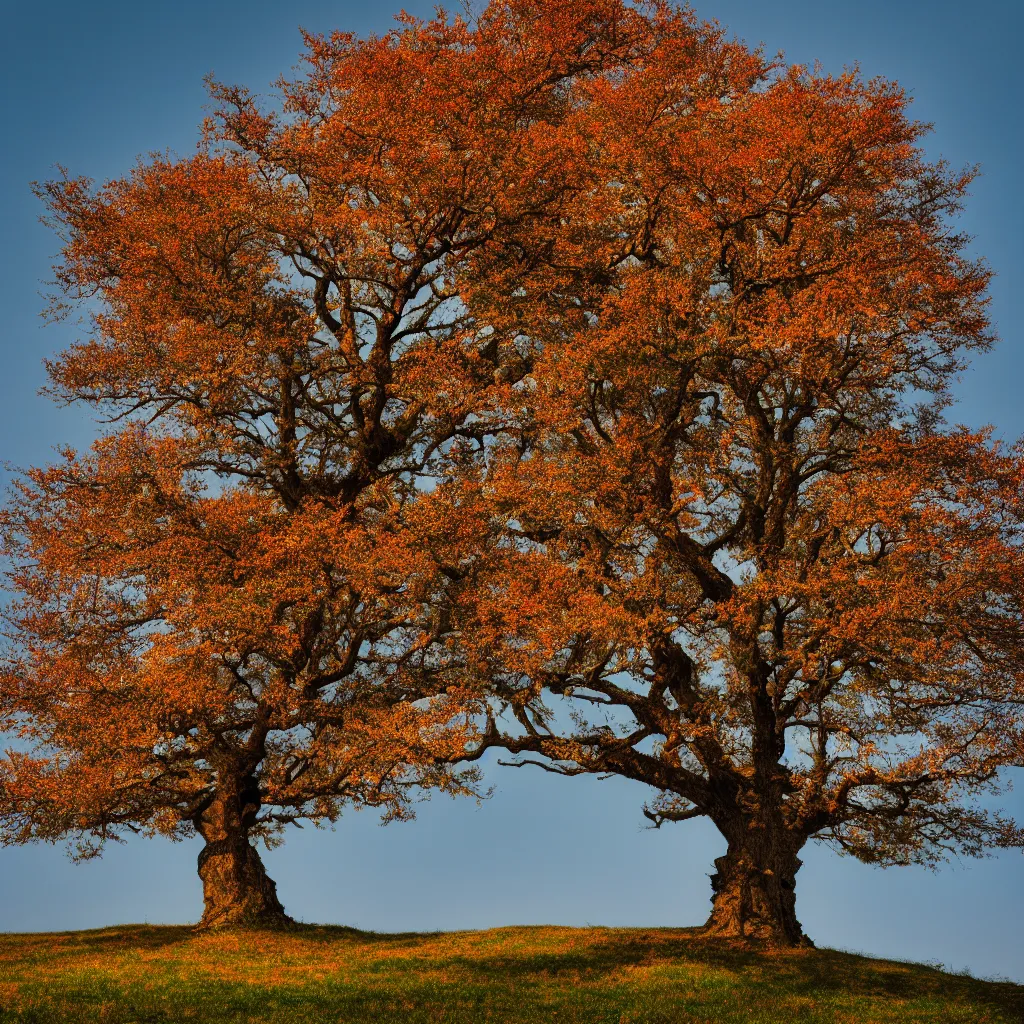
left=702, top=829, right=811, bottom=947
left=194, top=772, right=292, bottom=930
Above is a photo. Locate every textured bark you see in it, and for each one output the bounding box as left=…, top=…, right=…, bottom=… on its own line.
left=702, top=832, right=811, bottom=947
left=194, top=772, right=292, bottom=930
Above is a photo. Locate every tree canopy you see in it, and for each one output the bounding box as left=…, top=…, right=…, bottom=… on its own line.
left=452, top=4, right=1024, bottom=945
left=0, top=0, right=654, bottom=927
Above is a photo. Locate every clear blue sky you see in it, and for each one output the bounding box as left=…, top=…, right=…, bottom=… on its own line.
left=2, top=0, right=1022, bottom=980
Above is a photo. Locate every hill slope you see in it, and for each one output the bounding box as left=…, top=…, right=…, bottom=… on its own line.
left=0, top=924, right=1020, bottom=1023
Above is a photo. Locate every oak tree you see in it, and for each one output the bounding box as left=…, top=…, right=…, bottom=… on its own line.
left=457, top=5, right=1024, bottom=946
left=0, top=0, right=651, bottom=928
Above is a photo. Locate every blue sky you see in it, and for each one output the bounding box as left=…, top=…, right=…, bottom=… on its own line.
left=1, top=0, right=1022, bottom=981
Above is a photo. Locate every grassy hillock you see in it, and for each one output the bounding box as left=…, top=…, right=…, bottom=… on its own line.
left=0, top=923, right=1020, bottom=1023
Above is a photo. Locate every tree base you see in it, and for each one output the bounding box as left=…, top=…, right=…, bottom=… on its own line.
left=194, top=911, right=296, bottom=932
left=703, top=849, right=812, bottom=948
left=196, top=836, right=293, bottom=931
left=192, top=917, right=296, bottom=933
left=699, top=919, right=815, bottom=949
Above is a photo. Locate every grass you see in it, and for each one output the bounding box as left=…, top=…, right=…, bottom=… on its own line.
left=0, top=924, right=1021, bottom=1023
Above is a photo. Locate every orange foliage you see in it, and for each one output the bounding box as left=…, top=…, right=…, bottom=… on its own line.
left=1, top=0, right=1022, bottom=940
left=0, top=0, right=656, bottom=925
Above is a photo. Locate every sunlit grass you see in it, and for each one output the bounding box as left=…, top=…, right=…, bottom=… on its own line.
left=0, top=924, right=1020, bottom=1022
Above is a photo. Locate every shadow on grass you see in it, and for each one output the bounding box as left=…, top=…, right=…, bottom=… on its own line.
left=430, top=929, right=1024, bottom=1015
left=212, top=921, right=1024, bottom=1011
left=2, top=922, right=435, bottom=949
left=318, top=924, right=1024, bottom=1017
left=0, top=925, right=191, bottom=955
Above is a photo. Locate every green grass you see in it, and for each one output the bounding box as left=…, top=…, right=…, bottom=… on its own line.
left=0, top=924, right=1020, bottom=1023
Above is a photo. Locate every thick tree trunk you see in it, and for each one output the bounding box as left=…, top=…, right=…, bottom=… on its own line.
left=194, top=772, right=291, bottom=930
left=702, top=830, right=811, bottom=947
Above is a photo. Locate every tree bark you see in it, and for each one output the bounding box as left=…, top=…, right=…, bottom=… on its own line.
left=194, top=771, right=292, bottom=929
left=702, top=829, right=811, bottom=947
